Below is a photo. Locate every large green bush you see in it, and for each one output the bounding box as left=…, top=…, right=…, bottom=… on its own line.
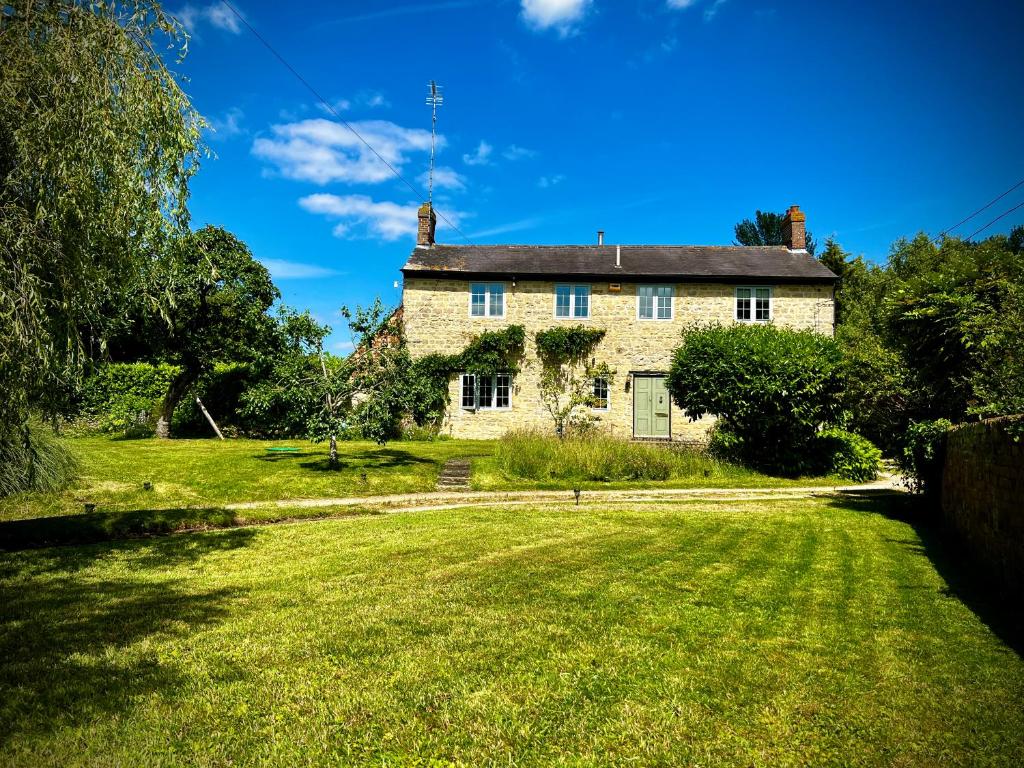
left=667, top=324, right=844, bottom=474
left=80, top=363, right=181, bottom=436
left=813, top=428, right=882, bottom=482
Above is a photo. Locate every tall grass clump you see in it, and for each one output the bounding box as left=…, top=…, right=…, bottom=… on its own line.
left=0, top=421, right=79, bottom=497
left=496, top=430, right=718, bottom=482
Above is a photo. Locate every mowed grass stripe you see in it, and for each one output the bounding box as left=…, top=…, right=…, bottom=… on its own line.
left=1, top=498, right=1022, bottom=766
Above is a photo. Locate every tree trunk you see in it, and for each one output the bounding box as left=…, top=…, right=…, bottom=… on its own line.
left=155, top=371, right=195, bottom=439
left=329, top=433, right=338, bottom=467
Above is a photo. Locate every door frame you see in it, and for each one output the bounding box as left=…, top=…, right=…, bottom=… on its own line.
left=630, top=372, right=671, bottom=439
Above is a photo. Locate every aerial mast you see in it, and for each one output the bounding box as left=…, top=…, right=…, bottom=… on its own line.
left=425, top=80, right=444, bottom=207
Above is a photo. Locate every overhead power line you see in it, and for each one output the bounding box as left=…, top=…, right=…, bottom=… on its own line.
left=963, top=199, right=1024, bottom=242
left=216, top=0, right=471, bottom=243
left=934, top=176, right=1024, bottom=242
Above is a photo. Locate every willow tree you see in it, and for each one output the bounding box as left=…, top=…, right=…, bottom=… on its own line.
left=0, top=2, right=202, bottom=483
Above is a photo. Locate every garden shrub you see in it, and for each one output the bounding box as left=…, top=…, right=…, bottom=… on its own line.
left=80, top=362, right=181, bottom=436
left=667, top=323, right=844, bottom=475
left=897, top=418, right=952, bottom=495
left=0, top=421, right=79, bottom=496
left=813, top=428, right=882, bottom=482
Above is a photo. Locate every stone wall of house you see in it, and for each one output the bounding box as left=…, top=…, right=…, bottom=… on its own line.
left=403, top=277, right=835, bottom=440
left=941, top=416, right=1024, bottom=596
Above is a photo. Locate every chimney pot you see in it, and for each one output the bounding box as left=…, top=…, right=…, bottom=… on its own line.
left=597, top=230, right=604, bottom=246
left=782, top=204, right=807, bottom=250
left=417, top=202, right=436, bottom=248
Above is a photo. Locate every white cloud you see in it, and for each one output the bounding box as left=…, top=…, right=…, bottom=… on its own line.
left=207, top=107, right=245, bottom=140
left=176, top=3, right=242, bottom=34
left=299, top=194, right=466, bottom=242
left=503, top=144, right=537, bottom=161
left=418, top=166, right=467, bottom=191
left=299, top=194, right=419, bottom=241
left=252, top=118, right=436, bottom=185
left=537, top=174, right=565, bottom=188
left=259, top=258, right=341, bottom=279
left=704, top=0, right=727, bottom=21
left=666, top=0, right=698, bottom=8
left=520, top=0, right=591, bottom=35
left=462, top=140, right=493, bottom=166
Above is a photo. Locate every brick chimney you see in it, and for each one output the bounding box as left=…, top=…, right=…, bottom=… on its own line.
left=417, top=202, right=436, bottom=248
left=782, top=205, right=806, bottom=251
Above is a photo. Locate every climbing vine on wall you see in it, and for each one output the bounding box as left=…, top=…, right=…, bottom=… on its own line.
left=406, top=325, right=526, bottom=426
left=534, top=326, right=606, bottom=363
left=534, top=325, right=613, bottom=437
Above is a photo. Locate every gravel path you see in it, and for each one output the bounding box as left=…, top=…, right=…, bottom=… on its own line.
left=227, top=475, right=903, bottom=515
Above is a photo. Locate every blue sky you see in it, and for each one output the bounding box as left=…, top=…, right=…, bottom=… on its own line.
left=172, top=0, right=1024, bottom=352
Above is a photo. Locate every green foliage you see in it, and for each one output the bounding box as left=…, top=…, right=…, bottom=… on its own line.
left=812, top=428, right=881, bottom=482
left=0, top=421, right=78, bottom=497
left=734, top=209, right=816, bottom=255
left=140, top=226, right=280, bottom=437
left=237, top=308, right=333, bottom=438
left=460, top=325, right=526, bottom=376
left=667, top=323, right=844, bottom=474
left=404, top=326, right=527, bottom=428
left=408, top=353, right=458, bottom=427
left=0, top=0, right=202, bottom=438
left=496, top=430, right=716, bottom=482
left=80, top=362, right=181, bottom=436
left=534, top=326, right=612, bottom=436
left=534, top=326, right=606, bottom=363
left=833, top=229, right=1024, bottom=456
left=897, top=418, right=953, bottom=495
left=837, top=323, right=913, bottom=455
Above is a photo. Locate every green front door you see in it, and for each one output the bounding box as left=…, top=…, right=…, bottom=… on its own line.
left=633, top=375, right=670, bottom=438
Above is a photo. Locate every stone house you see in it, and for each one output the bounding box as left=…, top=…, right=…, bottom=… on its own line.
left=401, top=204, right=837, bottom=441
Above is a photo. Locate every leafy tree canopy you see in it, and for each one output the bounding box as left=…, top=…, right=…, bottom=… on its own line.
left=139, top=226, right=279, bottom=437
left=0, top=0, right=203, bottom=436
left=734, top=210, right=817, bottom=256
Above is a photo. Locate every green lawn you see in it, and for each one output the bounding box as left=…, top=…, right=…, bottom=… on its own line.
left=0, top=436, right=495, bottom=522
left=2, top=494, right=1021, bottom=766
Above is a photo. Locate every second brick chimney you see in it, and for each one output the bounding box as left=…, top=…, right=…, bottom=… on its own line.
left=417, top=202, right=436, bottom=248
left=782, top=205, right=806, bottom=251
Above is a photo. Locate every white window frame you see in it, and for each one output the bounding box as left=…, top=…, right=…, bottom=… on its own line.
left=469, top=282, right=506, bottom=318
left=459, top=373, right=512, bottom=411
left=735, top=286, right=773, bottom=323
left=554, top=284, right=591, bottom=319
left=637, top=284, right=674, bottom=321
left=591, top=375, right=610, bottom=411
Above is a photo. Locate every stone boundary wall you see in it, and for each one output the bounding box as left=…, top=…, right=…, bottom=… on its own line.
left=941, top=415, right=1024, bottom=595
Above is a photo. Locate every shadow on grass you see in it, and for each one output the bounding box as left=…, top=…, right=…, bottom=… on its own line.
left=0, top=507, right=242, bottom=552
left=828, top=489, right=1024, bottom=657
left=0, top=537, right=249, bottom=739
left=298, top=448, right=436, bottom=473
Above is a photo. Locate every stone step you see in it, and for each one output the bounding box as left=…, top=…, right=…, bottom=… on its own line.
left=436, top=459, right=471, bottom=490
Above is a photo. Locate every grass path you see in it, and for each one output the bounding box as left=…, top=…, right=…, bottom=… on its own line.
left=1, top=495, right=1021, bottom=766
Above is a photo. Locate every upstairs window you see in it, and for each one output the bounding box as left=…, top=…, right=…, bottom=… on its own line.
left=554, top=284, right=591, bottom=318
left=736, top=287, right=772, bottom=322
left=638, top=285, right=673, bottom=320
left=592, top=376, right=609, bottom=411
left=460, top=374, right=512, bottom=410
left=470, top=282, right=505, bottom=317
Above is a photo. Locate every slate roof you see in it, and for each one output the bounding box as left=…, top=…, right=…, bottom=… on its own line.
left=402, top=244, right=837, bottom=283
